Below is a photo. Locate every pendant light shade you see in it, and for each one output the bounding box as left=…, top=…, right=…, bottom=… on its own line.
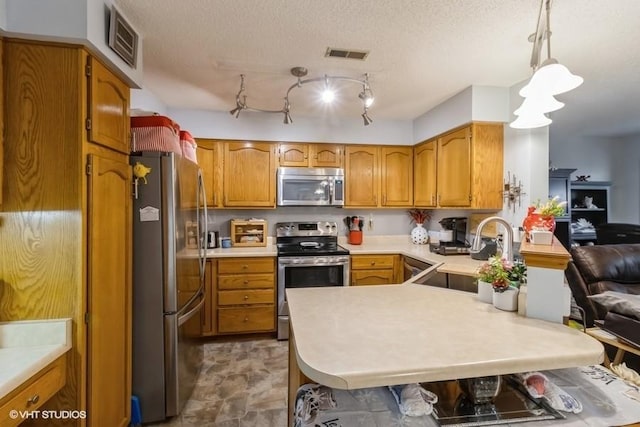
left=520, top=59, right=584, bottom=97
left=514, top=93, right=564, bottom=116
left=509, top=111, right=552, bottom=129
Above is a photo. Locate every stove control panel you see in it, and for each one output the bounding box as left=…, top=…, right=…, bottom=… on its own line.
left=276, top=221, right=338, bottom=237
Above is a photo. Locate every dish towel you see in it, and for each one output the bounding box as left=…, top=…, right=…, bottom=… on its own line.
left=517, top=372, right=583, bottom=413
left=388, top=383, right=438, bottom=416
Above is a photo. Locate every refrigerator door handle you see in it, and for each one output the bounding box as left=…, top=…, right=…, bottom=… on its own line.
left=196, top=169, right=208, bottom=293
left=177, top=289, right=205, bottom=326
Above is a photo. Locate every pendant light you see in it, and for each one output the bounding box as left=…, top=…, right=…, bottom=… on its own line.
left=510, top=0, right=583, bottom=129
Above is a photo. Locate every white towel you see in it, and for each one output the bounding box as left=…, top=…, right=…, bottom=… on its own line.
left=388, top=383, right=438, bottom=417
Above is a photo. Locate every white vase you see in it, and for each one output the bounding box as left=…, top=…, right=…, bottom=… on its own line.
left=477, top=280, right=493, bottom=303
left=411, top=223, right=429, bottom=245
left=493, top=287, right=519, bottom=312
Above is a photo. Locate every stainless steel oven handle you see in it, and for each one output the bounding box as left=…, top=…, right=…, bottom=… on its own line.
left=278, top=256, right=350, bottom=266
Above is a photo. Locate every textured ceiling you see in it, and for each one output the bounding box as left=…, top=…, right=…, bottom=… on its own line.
left=115, top=0, right=640, bottom=140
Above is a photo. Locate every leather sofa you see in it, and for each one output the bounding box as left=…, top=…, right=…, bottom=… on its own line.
left=565, top=244, right=640, bottom=327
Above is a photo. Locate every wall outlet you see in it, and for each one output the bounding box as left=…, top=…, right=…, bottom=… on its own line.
left=368, top=213, right=374, bottom=230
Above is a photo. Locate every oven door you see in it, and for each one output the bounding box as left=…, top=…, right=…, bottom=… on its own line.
left=277, top=255, right=349, bottom=339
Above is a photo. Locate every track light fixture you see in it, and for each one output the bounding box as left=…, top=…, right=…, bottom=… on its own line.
left=229, top=67, right=374, bottom=125
left=510, top=0, right=583, bottom=129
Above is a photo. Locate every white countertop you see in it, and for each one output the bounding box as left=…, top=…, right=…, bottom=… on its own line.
left=0, top=318, right=72, bottom=400
left=196, top=235, right=484, bottom=276
left=340, top=235, right=484, bottom=276
left=287, top=284, right=604, bottom=390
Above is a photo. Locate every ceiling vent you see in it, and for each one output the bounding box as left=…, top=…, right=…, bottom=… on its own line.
left=108, top=5, right=139, bottom=69
left=325, top=47, right=369, bottom=61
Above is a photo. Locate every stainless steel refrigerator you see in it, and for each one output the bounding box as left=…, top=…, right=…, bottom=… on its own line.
left=130, top=152, right=207, bottom=423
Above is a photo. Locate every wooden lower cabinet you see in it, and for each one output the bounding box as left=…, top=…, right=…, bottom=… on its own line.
left=0, top=356, right=66, bottom=427
left=350, top=254, right=401, bottom=285
left=212, top=257, right=277, bottom=335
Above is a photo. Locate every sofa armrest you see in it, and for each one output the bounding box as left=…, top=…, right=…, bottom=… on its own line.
left=565, top=261, right=597, bottom=327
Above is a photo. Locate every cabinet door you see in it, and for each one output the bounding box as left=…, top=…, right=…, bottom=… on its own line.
left=195, top=139, right=220, bottom=207
left=437, top=127, right=471, bottom=207
left=351, top=269, right=395, bottom=286
left=87, top=153, right=131, bottom=427
left=310, top=144, right=344, bottom=168
left=202, top=261, right=215, bottom=335
left=381, top=146, right=413, bottom=206
left=279, top=143, right=308, bottom=167
left=223, top=141, right=276, bottom=207
left=87, top=57, right=130, bottom=154
left=469, top=123, right=504, bottom=209
left=414, top=139, right=437, bottom=207
left=0, top=38, right=3, bottom=209
left=345, top=146, right=379, bottom=207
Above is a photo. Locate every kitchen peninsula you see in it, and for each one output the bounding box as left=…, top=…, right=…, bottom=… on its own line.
left=286, top=284, right=605, bottom=424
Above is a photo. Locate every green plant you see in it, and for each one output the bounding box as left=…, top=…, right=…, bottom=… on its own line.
left=533, top=196, right=567, bottom=217
left=476, top=256, right=522, bottom=292
left=507, top=261, right=527, bottom=284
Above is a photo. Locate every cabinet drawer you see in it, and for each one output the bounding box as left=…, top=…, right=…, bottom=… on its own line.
left=218, top=274, right=275, bottom=290
left=0, top=355, right=66, bottom=427
left=218, top=257, right=275, bottom=274
left=218, top=289, right=274, bottom=306
left=351, top=255, right=396, bottom=270
left=351, top=269, right=395, bottom=286
left=218, top=306, right=275, bottom=333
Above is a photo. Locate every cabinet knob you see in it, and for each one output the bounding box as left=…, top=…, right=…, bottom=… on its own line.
left=244, top=295, right=249, bottom=300
left=242, top=265, right=248, bottom=269
left=243, top=317, right=249, bottom=322
left=370, top=261, right=376, bottom=266
left=27, top=395, right=40, bottom=405
left=243, top=280, right=249, bottom=285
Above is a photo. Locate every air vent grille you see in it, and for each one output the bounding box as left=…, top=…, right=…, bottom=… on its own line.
left=325, top=47, right=369, bottom=60
left=108, top=6, right=139, bottom=69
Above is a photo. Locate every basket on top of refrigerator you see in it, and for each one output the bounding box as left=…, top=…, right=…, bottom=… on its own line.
left=179, top=130, right=198, bottom=164
left=130, top=115, right=181, bottom=155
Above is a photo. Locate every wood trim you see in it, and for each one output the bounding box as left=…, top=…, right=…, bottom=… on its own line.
left=288, top=330, right=311, bottom=426
left=519, top=238, right=571, bottom=269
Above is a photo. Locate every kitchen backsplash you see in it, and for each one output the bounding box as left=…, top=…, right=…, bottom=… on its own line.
left=204, top=207, right=473, bottom=240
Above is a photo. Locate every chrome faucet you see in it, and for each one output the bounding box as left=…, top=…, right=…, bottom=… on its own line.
left=470, top=216, right=514, bottom=263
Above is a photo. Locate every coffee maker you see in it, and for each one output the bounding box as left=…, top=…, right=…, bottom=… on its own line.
left=430, top=217, right=471, bottom=255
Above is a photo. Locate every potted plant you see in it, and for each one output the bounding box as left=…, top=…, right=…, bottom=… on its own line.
left=408, top=209, right=431, bottom=244
left=476, top=256, right=521, bottom=311
left=522, top=196, right=568, bottom=240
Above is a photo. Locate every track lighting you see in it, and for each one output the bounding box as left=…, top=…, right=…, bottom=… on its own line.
left=510, top=0, right=583, bottom=129
left=362, top=107, right=373, bottom=126
left=229, top=67, right=374, bottom=125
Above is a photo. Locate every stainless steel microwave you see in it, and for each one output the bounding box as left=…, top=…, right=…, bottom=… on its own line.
left=277, top=167, right=344, bottom=206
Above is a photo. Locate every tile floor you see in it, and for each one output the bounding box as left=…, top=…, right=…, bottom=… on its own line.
left=148, top=338, right=289, bottom=427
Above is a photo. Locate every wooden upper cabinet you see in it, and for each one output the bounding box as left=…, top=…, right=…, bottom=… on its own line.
left=223, top=141, right=276, bottom=207
left=278, top=143, right=344, bottom=168
left=278, top=143, right=308, bottom=166
left=414, top=139, right=438, bottom=207
left=468, top=122, right=504, bottom=209
left=437, top=127, right=472, bottom=207
left=87, top=57, right=130, bottom=154
left=435, top=123, right=504, bottom=209
left=345, top=145, right=379, bottom=207
left=195, top=138, right=221, bottom=207
left=310, top=144, right=343, bottom=168
left=380, top=146, right=413, bottom=207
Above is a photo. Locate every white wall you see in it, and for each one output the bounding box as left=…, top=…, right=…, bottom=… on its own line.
left=412, top=87, right=473, bottom=143
left=0, top=0, right=7, bottom=29
left=2, top=0, right=143, bottom=87
left=609, top=134, right=640, bottom=223
left=166, top=108, right=413, bottom=145
left=501, top=81, right=549, bottom=228
left=131, top=89, right=169, bottom=116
